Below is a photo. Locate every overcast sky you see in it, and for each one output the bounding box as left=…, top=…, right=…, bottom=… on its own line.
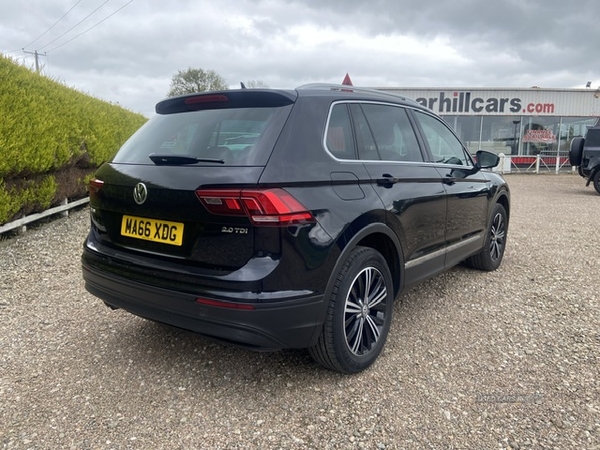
left=2, top=0, right=599, bottom=117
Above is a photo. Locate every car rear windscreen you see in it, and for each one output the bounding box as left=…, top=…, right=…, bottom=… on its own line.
left=112, top=105, right=293, bottom=166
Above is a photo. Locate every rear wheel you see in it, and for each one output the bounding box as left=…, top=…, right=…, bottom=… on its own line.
left=593, top=170, right=600, bottom=195
left=309, top=246, right=393, bottom=374
left=465, top=203, right=507, bottom=271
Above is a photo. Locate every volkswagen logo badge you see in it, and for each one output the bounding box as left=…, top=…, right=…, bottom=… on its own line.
left=133, top=182, right=148, bottom=205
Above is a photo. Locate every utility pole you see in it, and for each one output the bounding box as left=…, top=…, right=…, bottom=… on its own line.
left=22, top=49, right=46, bottom=73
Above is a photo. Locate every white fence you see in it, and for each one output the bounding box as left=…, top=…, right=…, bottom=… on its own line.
left=0, top=197, right=89, bottom=236
left=494, top=153, right=574, bottom=174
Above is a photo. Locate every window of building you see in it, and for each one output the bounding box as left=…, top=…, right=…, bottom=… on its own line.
left=443, top=114, right=599, bottom=159
left=558, top=117, right=598, bottom=152
left=477, top=115, right=523, bottom=156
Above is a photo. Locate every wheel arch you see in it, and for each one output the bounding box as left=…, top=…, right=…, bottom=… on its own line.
left=327, top=223, right=404, bottom=301
left=495, top=190, right=510, bottom=225
left=585, top=165, right=600, bottom=187
left=356, top=232, right=402, bottom=298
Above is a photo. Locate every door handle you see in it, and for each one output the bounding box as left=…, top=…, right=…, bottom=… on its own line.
left=442, top=175, right=456, bottom=185
left=377, top=174, right=399, bottom=187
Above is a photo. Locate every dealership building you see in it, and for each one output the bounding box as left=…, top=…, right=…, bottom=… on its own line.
left=378, top=87, right=600, bottom=163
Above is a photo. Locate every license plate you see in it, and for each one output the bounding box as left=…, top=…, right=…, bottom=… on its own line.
left=121, top=215, right=184, bottom=246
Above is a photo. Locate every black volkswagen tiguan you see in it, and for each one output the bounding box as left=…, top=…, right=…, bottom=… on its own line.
left=82, top=84, right=510, bottom=373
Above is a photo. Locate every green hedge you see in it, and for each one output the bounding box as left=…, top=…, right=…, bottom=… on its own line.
left=0, top=54, right=148, bottom=225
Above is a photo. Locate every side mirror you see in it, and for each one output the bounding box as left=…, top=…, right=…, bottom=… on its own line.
left=475, top=150, right=500, bottom=169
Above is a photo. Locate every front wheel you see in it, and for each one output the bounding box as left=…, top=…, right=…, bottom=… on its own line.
left=465, top=203, right=508, bottom=271
left=309, top=246, right=394, bottom=374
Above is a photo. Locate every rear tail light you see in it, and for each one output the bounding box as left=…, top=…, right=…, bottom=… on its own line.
left=89, top=178, right=104, bottom=192
left=196, top=188, right=315, bottom=226
left=88, top=178, right=104, bottom=200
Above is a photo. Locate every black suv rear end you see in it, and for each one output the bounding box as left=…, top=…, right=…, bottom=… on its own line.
left=570, top=125, right=600, bottom=194
left=82, top=85, right=510, bottom=373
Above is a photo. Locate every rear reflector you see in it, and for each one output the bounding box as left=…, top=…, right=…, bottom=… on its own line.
left=196, top=188, right=315, bottom=226
left=195, top=298, right=255, bottom=310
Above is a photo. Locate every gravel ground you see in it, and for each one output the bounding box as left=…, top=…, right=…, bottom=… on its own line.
left=1, top=173, right=599, bottom=450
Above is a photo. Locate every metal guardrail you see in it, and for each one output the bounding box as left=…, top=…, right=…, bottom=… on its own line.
left=0, top=197, right=89, bottom=235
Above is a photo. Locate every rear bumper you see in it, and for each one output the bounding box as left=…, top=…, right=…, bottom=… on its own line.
left=82, top=260, right=327, bottom=350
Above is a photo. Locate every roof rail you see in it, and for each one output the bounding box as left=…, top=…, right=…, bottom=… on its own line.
left=295, top=83, right=415, bottom=104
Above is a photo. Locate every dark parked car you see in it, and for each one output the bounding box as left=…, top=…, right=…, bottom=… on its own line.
left=570, top=125, right=600, bottom=194
left=82, top=84, right=510, bottom=373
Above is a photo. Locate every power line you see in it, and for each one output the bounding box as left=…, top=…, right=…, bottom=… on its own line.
left=2, top=49, right=24, bottom=56
left=23, top=0, right=84, bottom=50
left=38, top=0, right=111, bottom=51
left=46, top=0, right=134, bottom=53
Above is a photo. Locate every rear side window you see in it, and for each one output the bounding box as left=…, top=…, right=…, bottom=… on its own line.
left=112, top=106, right=292, bottom=166
left=325, top=104, right=356, bottom=159
left=353, top=103, right=424, bottom=162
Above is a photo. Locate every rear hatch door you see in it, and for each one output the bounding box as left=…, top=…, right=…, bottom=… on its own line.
left=89, top=90, right=296, bottom=271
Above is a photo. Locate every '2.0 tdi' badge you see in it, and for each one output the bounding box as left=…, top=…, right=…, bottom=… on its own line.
left=133, top=183, right=147, bottom=205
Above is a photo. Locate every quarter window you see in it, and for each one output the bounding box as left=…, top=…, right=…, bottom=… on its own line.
left=414, top=111, right=471, bottom=166
left=326, top=104, right=356, bottom=159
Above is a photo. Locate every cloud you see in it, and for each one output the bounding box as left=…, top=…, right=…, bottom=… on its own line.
left=1, top=0, right=599, bottom=117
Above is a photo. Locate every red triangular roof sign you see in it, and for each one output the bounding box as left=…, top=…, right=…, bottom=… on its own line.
left=342, top=73, right=353, bottom=86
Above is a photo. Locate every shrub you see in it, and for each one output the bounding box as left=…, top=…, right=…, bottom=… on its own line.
left=0, top=176, right=57, bottom=224
left=0, top=54, right=148, bottom=225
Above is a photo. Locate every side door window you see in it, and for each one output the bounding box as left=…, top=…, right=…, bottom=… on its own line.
left=412, top=110, right=491, bottom=268
left=354, top=104, right=424, bottom=162
left=413, top=111, right=472, bottom=166
left=350, top=103, right=447, bottom=285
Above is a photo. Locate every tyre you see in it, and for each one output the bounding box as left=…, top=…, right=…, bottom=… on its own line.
left=569, top=137, right=584, bottom=166
left=593, top=170, right=600, bottom=195
left=465, top=203, right=508, bottom=271
left=309, top=246, right=394, bottom=374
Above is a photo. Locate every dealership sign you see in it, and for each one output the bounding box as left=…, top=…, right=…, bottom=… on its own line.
left=379, top=88, right=600, bottom=116
left=522, top=129, right=556, bottom=143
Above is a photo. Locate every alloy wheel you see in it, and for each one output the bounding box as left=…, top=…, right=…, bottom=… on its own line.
left=343, top=267, right=388, bottom=356
left=489, top=211, right=506, bottom=261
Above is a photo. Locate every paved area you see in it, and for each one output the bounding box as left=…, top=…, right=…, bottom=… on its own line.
left=1, top=173, right=599, bottom=449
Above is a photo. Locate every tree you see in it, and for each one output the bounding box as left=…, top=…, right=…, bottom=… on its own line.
left=167, top=68, right=228, bottom=97
left=245, top=79, right=269, bottom=89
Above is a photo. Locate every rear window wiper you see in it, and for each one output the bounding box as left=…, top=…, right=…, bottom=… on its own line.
left=149, top=154, right=225, bottom=165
